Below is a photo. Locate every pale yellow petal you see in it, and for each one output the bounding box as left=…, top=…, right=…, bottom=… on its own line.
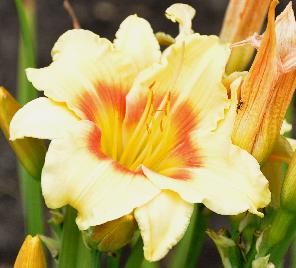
left=27, top=30, right=112, bottom=105
left=42, top=120, right=159, bottom=230
left=141, top=77, right=270, bottom=215
left=26, top=28, right=153, bottom=119
left=26, top=28, right=158, bottom=157
left=134, top=191, right=193, bottom=261
left=287, top=137, right=296, bottom=151
left=51, top=29, right=112, bottom=62
left=10, top=97, right=79, bottom=140
left=26, top=26, right=160, bottom=118
left=142, top=143, right=270, bottom=216
left=114, top=15, right=160, bottom=69
left=165, top=3, right=196, bottom=38
left=125, top=34, right=230, bottom=138
left=280, top=119, right=292, bottom=135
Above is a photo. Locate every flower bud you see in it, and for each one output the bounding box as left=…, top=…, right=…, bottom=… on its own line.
left=0, top=87, right=46, bottom=179
left=281, top=149, right=296, bottom=212
left=261, top=134, right=293, bottom=208
left=83, top=214, right=137, bottom=252
left=232, top=1, right=296, bottom=163
left=14, top=235, right=47, bottom=268
left=220, top=0, right=270, bottom=73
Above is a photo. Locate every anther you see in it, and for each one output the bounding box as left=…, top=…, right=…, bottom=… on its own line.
left=160, top=119, right=164, bottom=132
left=149, top=81, right=156, bottom=90
left=146, top=123, right=151, bottom=134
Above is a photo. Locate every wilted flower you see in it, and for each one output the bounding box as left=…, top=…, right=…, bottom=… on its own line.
left=220, top=0, right=270, bottom=73
left=232, top=1, right=296, bottom=163
left=14, top=235, right=47, bottom=268
left=10, top=4, right=270, bottom=261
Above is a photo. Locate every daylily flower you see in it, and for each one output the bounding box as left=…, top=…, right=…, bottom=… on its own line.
left=232, top=1, right=296, bottom=163
left=14, top=235, right=47, bottom=268
left=10, top=4, right=270, bottom=261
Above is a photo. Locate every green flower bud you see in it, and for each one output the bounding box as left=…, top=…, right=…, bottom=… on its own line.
left=281, top=150, right=296, bottom=212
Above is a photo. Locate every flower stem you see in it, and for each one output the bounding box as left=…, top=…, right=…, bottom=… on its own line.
left=59, top=206, right=80, bottom=268
left=255, top=208, right=296, bottom=267
left=170, top=205, right=210, bottom=268
left=76, top=235, right=101, bottom=268
left=185, top=206, right=210, bottom=268
left=15, top=0, right=44, bottom=235
left=265, top=209, right=295, bottom=253
left=19, top=167, right=44, bottom=235
left=108, top=250, right=121, bottom=268
left=292, top=240, right=296, bottom=268
left=124, top=238, right=144, bottom=268
left=141, top=260, right=160, bottom=268
left=268, top=212, right=296, bottom=266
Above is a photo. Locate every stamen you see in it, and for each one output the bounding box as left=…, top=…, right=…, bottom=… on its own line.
left=165, top=92, right=172, bottom=116
left=160, top=119, right=164, bottom=132
left=146, top=123, right=151, bottom=134
left=119, top=86, right=155, bottom=166
left=149, top=81, right=156, bottom=89
left=231, top=33, right=262, bottom=49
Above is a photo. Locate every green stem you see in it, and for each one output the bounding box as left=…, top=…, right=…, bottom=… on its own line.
left=125, top=238, right=144, bottom=268
left=265, top=209, right=295, bottom=254
left=76, top=234, right=101, bottom=268
left=59, top=207, right=80, bottom=268
left=244, top=238, right=257, bottom=268
left=292, top=240, right=296, bottom=268
left=252, top=208, right=296, bottom=268
left=141, top=260, right=160, bottom=268
left=15, top=0, right=44, bottom=236
left=124, top=238, right=160, bottom=268
left=19, top=166, right=44, bottom=235
left=185, top=206, right=210, bottom=268
left=15, top=0, right=36, bottom=70
left=268, top=214, right=296, bottom=266
left=108, top=250, right=121, bottom=268
left=170, top=206, right=198, bottom=268
left=269, top=232, right=296, bottom=267
left=170, top=205, right=210, bottom=268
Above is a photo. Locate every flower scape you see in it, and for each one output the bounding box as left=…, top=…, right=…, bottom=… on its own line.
left=3, top=1, right=296, bottom=267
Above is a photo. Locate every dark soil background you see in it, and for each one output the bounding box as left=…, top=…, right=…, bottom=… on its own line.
left=0, top=0, right=294, bottom=267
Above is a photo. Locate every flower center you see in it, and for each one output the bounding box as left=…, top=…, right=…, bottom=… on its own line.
left=118, top=87, right=172, bottom=172
left=80, top=84, right=202, bottom=179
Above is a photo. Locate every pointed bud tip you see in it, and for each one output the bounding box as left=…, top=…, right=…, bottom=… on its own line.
left=14, top=235, right=47, bottom=268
